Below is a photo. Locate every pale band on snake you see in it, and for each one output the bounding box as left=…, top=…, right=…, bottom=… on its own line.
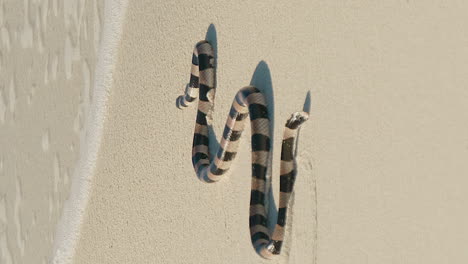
left=176, top=40, right=308, bottom=259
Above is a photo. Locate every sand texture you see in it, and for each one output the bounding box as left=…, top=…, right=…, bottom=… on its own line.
left=3, top=1, right=468, bottom=264
left=0, top=1, right=103, bottom=263
left=73, top=1, right=468, bottom=264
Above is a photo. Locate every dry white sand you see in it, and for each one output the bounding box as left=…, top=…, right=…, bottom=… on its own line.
left=72, top=1, right=468, bottom=264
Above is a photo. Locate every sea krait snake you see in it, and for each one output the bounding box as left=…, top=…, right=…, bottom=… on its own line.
left=176, top=40, right=308, bottom=259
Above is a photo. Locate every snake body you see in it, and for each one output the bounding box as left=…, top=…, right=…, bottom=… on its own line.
left=177, top=40, right=308, bottom=259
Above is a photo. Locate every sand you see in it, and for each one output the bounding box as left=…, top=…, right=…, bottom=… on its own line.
left=0, top=1, right=103, bottom=263
left=4, top=1, right=468, bottom=263
left=72, top=1, right=468, bottom=263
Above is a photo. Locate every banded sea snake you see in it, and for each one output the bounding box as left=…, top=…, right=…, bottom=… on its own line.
left=176, top=40, right=309, bottom=259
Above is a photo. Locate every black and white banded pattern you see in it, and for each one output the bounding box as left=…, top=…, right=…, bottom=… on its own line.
left=176, top=40, right=308, bottom=259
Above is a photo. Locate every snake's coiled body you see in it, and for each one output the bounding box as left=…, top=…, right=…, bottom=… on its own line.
left=177, top=40, right=308, bottom=259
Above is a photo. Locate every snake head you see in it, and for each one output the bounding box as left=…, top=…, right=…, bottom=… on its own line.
left=286, top=111, right=309, bottom=129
